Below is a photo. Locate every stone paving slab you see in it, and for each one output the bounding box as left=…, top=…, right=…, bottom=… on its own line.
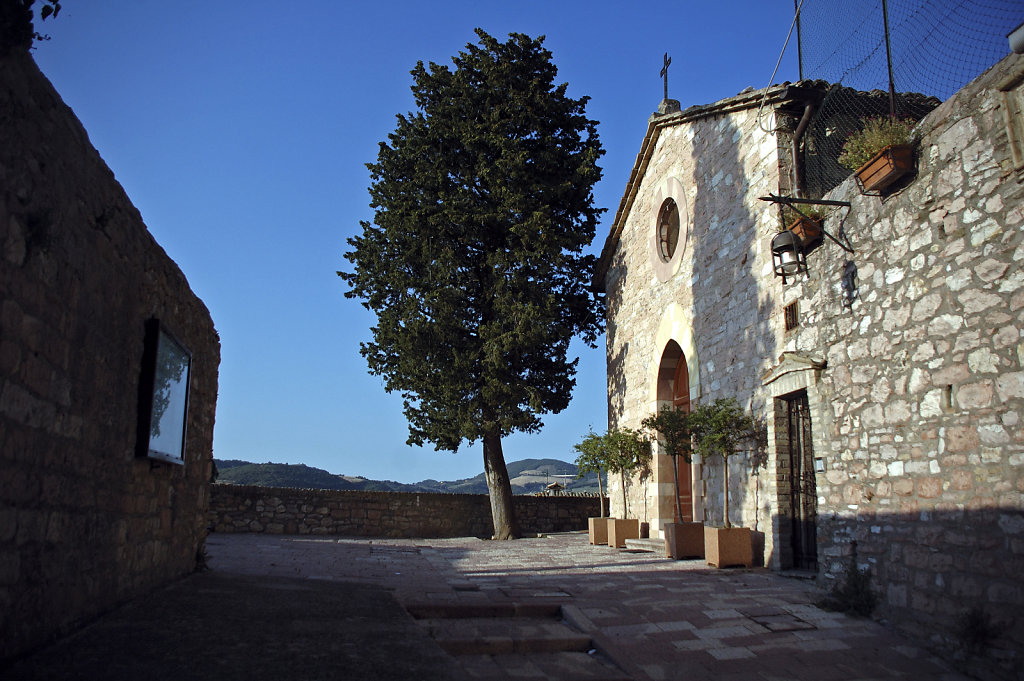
left=4, top=531, right=971, bottom=681
left=1, top=570, right=467, bottom=681
left=202, top=531, right=968, bottom=681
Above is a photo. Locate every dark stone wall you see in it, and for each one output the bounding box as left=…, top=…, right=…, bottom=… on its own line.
left=777, top=54, right=1024, bottom=680
left=0, top=44, right=220, bottom=658
left=209, top=485, right=605, bottom=538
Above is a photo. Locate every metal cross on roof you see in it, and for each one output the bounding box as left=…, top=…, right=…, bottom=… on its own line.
left=660, top=53, right=672, bottom=100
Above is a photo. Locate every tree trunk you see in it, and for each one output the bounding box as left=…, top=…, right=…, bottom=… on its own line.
left=597, top=471, right=605, bottom=518
left=672, top=456, right=682, bottom=522
left=483, top=431, right=520, bottom=540
left=723, top=454, right=731, bottom=529
left=620, top=470, right=628, bottom=519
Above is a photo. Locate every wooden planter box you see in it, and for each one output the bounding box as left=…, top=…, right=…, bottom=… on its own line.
left=705, top=526, right=753, bottom=568
left=588, top=517, right=609, bottom=545
left=854, top=143, right=914, bottom=194
left=786, top=217, right=822, bottom=249
left=664, top=522, right=705, bottom=559
left=607, top=518, right=640, bottom=548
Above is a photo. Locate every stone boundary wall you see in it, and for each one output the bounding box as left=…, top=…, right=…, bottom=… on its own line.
left=209, top=485, right=605, bottom=538
left=0, top=34, right=219, bottom=660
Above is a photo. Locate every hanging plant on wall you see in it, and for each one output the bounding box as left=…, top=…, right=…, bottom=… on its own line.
left=782, top=204, right=827, bottom=248
left=838, top=117, right=916, bottom=194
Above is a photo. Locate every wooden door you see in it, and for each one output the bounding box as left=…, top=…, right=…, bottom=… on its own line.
left=672, top=358, right=693, bottom=523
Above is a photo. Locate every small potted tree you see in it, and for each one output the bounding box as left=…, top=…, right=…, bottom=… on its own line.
left=573, top=429, right=612, bottom=545
left=838, top=117, right=915, bottom=194
left=641, top=406, right=704, bottom=559
left=687, top=398, right=756, bottom=568
left=605, top=427, right=652, bottom=548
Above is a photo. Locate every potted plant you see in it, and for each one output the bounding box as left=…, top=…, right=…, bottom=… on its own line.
left=605, top=427, right=652, bottom=548
left=838, top=117, right=915, bottom=194
left=641, top=406, right=704, bottom=559
left=573, top=429, right=612, bottom=545
left=687, top=398, right=756, bottom=568
left=783, top=205, right=826, bottom=248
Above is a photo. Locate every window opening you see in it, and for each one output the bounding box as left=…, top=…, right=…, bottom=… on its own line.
left=784, top=301, right=800, bottom=331
left=658, top=199, right=680, bottom=261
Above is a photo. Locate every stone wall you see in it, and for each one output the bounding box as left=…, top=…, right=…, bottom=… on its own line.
left=209, top=485, right=604, bottom=538
left=602, top=54, right=1023, bottom=679
left=603, top=87, right=795, bottom=552
left=787, top=54, right=1024, bottom=677
left=0, top=42, right=219, bottom=659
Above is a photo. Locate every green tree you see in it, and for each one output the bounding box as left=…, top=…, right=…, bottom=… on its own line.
left=573, top=429, right=611, bottom=518
left=0, top=0, right=55, bottom=54
left=686, top=398, right=755, bottom=528
left=605, top=427, right=651, bottom=519
left=641, top=406, right=691, bottom=522
left=341, top=29, right=604, bottom=540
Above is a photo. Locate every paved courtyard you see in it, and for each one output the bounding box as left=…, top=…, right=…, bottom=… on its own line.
left=205, top=531, right=966, bottom=681
left=5, top=531, right=970, bottom=681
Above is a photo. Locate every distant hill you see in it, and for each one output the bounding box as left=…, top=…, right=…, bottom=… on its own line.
left=213, top=457, right=603, bottom=495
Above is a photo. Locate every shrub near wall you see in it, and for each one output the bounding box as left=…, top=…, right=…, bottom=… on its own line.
left=0, top=25, right=219, bottom=660
left=209, top=485, right=604, bottom=538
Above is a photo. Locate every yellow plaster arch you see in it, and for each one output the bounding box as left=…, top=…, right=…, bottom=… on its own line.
left=648, top=302, right=700, bottom=409
left=648, top=176, right=690, bottom=283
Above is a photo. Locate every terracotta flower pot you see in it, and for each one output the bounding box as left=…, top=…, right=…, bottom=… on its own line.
left=664, top=522, right=705, bottom=559
left=588, top=517, right=609, bottom=545
left=705, top=526, right=753, bottom=568
left=607, top=518, right=640, bottom=548
left=854, top=143, right=914, bottom=194
left=786, top=217, right=822, bottom=248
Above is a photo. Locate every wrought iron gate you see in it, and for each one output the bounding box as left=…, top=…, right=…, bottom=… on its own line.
left=786, top=393, right=818, bottom=571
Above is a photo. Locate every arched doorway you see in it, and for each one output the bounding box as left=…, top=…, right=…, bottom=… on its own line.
left=656, top=341, right=693, bottom=523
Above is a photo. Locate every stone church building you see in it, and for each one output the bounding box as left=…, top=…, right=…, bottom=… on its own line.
left=596, top=51, right=1023, bottom=670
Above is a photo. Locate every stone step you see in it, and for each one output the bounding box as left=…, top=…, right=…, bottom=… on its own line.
left=419, top=616, right=592, bottom=655
left=405, top=602, right=562, bottom=619
left=407, top=601, right=630, bottom=679
left=623, top=537, right=665, bottom=554
left=457, top=651, right=632, bottom=681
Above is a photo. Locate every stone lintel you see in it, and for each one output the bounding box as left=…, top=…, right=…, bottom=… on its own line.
left=761, top=352, right=826, bottom=393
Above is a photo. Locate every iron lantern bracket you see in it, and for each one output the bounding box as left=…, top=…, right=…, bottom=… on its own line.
left=759, top=194, right=854, bottom=253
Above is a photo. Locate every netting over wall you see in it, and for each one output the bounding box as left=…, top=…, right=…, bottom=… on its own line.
left=794, top=0, right=1021, bottom=196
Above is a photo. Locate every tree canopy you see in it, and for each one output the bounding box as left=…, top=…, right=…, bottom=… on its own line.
left=573, top=429, right=611, bottom=517
left=687, top=398, right=754, bottom=461
left=687, top=398, right=756, bottom=528
left=605, top=427, right=651, bottom=518
left=341, top=29, right=605, bottom=538
left=641, top=405, right=692, bottom=522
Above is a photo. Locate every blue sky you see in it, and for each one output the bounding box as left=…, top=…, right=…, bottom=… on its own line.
left=32, top=1, right=799, bottom=483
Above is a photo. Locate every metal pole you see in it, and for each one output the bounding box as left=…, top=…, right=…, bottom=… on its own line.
left=882, top=0, right=897, bottom=117
left=795, top=0, right=804, bottom=81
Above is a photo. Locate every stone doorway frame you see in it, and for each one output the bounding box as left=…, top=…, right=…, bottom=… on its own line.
left=761, top=352, right=826, bottom=572
left=648, top=303, right=701, bottom=538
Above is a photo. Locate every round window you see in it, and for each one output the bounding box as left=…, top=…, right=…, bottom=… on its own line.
left=657, top=199, right=680, bottom=262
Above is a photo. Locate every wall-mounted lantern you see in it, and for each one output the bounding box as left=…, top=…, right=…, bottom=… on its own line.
left=760, top=194, right=853, bottom=285
left=771, top=230, right=807, bottom=282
